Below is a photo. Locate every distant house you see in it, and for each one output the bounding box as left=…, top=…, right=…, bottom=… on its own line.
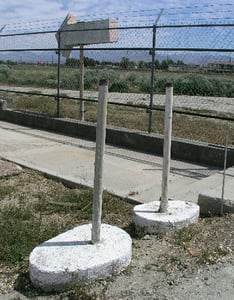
left=206, top=61, right=234, bottom=73
left=38, top=60, right=45, bottom=65
left=168, top=64, right=200, bottom=73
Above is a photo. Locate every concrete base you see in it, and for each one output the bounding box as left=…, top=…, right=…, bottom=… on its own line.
left=133, top=200, right=200, bottom=234
left=29, top=224, right=132, bottom=292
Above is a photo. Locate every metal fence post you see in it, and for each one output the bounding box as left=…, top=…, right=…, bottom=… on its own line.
left=160, top=83, right=173, bottom=213
left=79, top=44, right=85, bottom=121
left=148, top=9, right=163, bottom=133
left=92, top=79, right=108, bottom=244
left=221, top=129, right=229, bottom=216
left=56, top=30, right=61, bottom=118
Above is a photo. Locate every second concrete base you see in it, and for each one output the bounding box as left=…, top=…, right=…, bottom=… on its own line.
left=133, top=200, right=200, bottom=234
left=29, top=224, right=132, bottom=292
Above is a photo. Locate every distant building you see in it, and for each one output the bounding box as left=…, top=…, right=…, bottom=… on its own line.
left=168, top=64, right=200, bottom=73
left=206, top=61, right=234, bottom=73
left=38, top=60, right=45, bottom=65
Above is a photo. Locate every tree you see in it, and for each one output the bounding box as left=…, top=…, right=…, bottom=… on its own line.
left=84, top=57, right=98, bottom=67
left=120, top=57, right=135, bottom=69
left=160, top=60, right=169, bottom=70
left=65, top=58, right=80, bottom=67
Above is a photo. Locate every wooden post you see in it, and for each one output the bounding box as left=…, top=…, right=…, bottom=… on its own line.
left=92, top=79, right=108, bottom=244
left=159, top=83, right=173, bottom=213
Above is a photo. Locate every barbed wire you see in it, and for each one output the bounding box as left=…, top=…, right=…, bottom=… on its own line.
left=0, top=3, right=234, bottom=35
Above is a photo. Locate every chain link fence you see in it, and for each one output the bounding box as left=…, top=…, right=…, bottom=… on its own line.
left=0, top=5, right=233, bottom=148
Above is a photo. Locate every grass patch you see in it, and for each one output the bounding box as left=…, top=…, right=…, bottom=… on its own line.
left=4, top=90, right=233, bottom=146
left=0, top=185, right=16, bottom=199
left=172, top=219, right=232, bottom=265
left=173, top=226, right=199, bottom=248
left=0, top=205, right=63, bottom=265
left=198, top=247, right=229, bottom=265
left=0, top=169, right=133, bottom=268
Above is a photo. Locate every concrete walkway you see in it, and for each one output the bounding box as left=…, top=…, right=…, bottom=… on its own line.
left=0, top=120, right=233, bottom=208
left=1, top=85, right=234, bottom=115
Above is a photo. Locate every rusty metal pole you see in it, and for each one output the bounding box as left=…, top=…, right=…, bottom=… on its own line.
left=92, top=79, right=108, bottom=244
left=159, top=83, right=173, bottom=213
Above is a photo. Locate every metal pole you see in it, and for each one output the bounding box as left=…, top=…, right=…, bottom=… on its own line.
left=79, top=44, right=85, bottom=121
left=92, top=79, right=108, bottom=244
left=159, top=83, right=173, bottom=213
left=148, top=9, right=163, bottom=133
left=221, top=130, right=229, bottom=216
left=56, top=31, right=61, bottom=118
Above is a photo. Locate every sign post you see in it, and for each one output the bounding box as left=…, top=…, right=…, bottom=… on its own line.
left=56, top=14, right=118, bottom=121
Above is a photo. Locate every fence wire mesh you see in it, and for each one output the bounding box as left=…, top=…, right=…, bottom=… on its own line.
left=0, top=4, right=233, bottom=148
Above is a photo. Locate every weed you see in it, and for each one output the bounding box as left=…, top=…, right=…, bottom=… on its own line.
left=69, top=281, right=99, bottom=300
left=126, top=222, right=147, bottom=239
left=0, top=185, right=15, bottom=199
left=173, top=225, right=198, bottom=248
left=198, top=246, right=229, bottom=265
left=0, top=205, right=63, bottom=265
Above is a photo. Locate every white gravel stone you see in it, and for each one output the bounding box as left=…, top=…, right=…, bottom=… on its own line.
left=133, top=200, right=200, bottom=233
left=29, top=224, right=132, bottom=292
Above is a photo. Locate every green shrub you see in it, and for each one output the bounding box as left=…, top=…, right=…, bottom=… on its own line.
left=109, top=80, right=129, bottom=93
left=155, top=76, right=172, bottom=93
left=138, top=77, right=151, bottom=93
left=0, top=64, right=12, bottom=79
left=84, top=70, right=99, bottom=89
left=174, top=74, right=213, bottom=96
left=98, top=69, right=120, bottom=83
left=126, top=72, right=139, bottom=82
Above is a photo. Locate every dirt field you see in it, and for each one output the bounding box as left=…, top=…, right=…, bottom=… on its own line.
left=0, top=161, right=233, bottom=300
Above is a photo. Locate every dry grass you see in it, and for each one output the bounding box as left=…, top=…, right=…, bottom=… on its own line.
left=0, top=164, right=233, bottom=299
left=3, top=91, right=234, bottom=147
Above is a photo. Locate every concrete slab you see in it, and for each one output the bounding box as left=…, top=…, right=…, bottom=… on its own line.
left=198, top=176, right=234, bottom=215
left=1, top=85, right=234, bottom=116
left=0, top=120, right=222, bottom=206
left=133, top=200, right=200, bottom=234
left=29, top=224, right=132, bottom=292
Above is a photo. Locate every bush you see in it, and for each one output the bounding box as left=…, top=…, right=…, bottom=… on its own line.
left=98, top=69, right=120, bottom=83
left=126, top=72, right=139, bottom=82
left=138, top=77, right=151, bottom=93
left=109, top=80, right=129, bottom=93
left=0, top=64, right=12, bottom=79
left=173, top=74, right=213, bottom=96
left=84, top=70, right=99, bottom=89
left=154, top=76, right=172, bottom=93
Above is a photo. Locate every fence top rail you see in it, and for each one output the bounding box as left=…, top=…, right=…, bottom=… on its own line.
left=0, top=47, right=233, bottom=53
left=0, top=22, right=234, bottom=38
left=0, top=25, right=153, bottom=38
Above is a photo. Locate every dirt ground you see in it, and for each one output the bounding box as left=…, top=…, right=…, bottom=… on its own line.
left=0, top=160, right=233, bottom=300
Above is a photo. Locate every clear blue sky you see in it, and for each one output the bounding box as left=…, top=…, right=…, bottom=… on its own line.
left=1, top=0, right=233, bottom=26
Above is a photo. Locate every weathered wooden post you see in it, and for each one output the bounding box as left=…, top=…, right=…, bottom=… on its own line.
left=92, top=79, right=108, bottom=244
left=159, top=83, right=173, bottom=213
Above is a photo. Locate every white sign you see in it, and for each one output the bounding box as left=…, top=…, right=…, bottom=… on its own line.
left=56, top=14, right=118, bottom=57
